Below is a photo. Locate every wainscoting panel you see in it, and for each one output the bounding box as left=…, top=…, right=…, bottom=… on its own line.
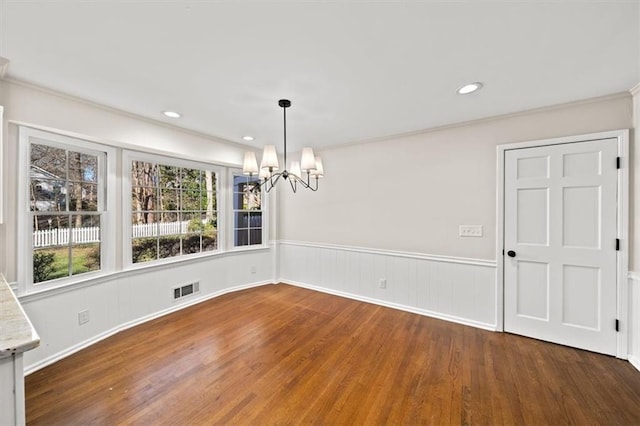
left=20, top=248, right=275, bottom=374
left=279, top=241, right=497, bottom=330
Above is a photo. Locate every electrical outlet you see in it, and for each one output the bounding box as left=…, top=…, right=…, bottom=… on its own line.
left=78, top=310, right=90, bottom=325
left=250, top=266, right=257, bottom=274
left=459, top=225, right=483, bottom=237
left=379, top=278, right=387, bottom=289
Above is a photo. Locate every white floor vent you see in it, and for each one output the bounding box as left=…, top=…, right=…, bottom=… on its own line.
left=173, top=281, right=199, bottom=300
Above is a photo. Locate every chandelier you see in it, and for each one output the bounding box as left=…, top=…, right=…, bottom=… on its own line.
left=242, top=99, right=324, bottom=193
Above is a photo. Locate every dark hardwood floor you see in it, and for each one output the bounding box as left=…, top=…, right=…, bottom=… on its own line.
left=26, top=284, right=640, bottom=425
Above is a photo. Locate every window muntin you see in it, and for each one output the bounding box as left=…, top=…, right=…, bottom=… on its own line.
left=130, top=160, right=218, bottom=264
left=232, top=173, right=263, bottom=247
left=29, top=142, right=104, bottom=283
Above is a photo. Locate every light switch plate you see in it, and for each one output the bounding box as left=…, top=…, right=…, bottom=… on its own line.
left=459, top=225, right=483, bottom=237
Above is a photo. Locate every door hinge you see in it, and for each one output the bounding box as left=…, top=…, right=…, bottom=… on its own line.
left=615, top=319, right=619, bottom=332
left=616, top=239, right=620, bottom=251
left=616, top=157, right=621, bottom=169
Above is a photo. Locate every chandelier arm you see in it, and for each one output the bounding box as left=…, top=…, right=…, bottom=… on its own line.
left=256, top=179, right=267, bottom=193
left=259, top=169, right=320, bottom=193
left=270, top=172, right=283, bottom=188
left=306, top=177, right=319, bottom=191
left=257, top=171, right=283, bottom=193
left=288, top=176, right=297, bottom=193
left=301, top=173, right=317, bottom=191
left=290, top=173, right=308, bottom=188
left=263, top=178, right=274, bottom=193
left=262, top=178, right=272, bottom=193
left=291, top=173, right=319, bottom=191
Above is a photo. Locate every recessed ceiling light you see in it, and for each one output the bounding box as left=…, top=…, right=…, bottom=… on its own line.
left=243, top=136, right=255, bottom=141
left=163, top=110, right=181, bottom=118
left=457, top=82, right=483, bottom=95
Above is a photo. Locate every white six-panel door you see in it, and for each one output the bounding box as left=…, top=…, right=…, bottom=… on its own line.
left=504, top=138, right=618, bottom=355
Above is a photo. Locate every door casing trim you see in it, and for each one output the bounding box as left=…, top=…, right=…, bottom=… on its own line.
left=496, top=129, right=629, bottom=359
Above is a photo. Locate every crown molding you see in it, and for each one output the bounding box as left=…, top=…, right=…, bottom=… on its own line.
left=2, top=73, right=634, bottom=154
left=0, top=57, right=9, bottom=78
left=0, top=76, right=252, bottom=151
left=322, top=91, right=632, bottom=152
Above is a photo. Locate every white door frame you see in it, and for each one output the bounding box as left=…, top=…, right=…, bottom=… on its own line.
left=496, top=129, right=629, bottom=359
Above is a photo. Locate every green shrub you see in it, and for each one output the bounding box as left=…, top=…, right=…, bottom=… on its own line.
left=188, top=217, right=217, bottom=232
left=85, top=245, right=101, bottom=270
left=33, top=251, right=56, bottom=283
left=132, top=238, right=158, bottom=263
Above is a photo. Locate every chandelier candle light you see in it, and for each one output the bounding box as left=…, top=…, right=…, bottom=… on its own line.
left=242, top=99, right=324, bottom=193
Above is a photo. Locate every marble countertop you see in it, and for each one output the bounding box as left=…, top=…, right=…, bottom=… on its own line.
left=0, top=275, right=40, bottom=358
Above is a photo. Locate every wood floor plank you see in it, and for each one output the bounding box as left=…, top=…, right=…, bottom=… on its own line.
left=26, top=284, right=640, bottom=425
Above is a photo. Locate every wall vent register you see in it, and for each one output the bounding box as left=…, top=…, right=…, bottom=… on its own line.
left=173, top=282, right=199, bottom=300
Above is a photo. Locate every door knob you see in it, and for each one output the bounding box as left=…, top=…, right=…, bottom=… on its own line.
left=507, top=250, right=516, bottom=258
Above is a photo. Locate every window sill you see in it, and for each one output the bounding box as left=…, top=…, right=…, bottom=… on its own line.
left=19, top=270, right=119, bottom=302
left=228, top=244, right=271, bottom=253
left=18, top=245, right=273, bottom=303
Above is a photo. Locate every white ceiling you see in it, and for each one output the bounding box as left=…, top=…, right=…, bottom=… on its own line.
left=1, top=1, right=639, bottom=152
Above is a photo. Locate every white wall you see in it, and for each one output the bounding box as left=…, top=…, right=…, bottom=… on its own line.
left=280, top=94, right=633, bottom=260
left=278, top=93, right=637, bottom=360
left=0, top=79, right=276, bottom=372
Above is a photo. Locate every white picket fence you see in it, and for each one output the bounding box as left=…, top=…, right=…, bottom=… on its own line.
left=33, top=227, right=100, bottom=248
left=131, top=221, right=190, bottom=238
left=33, top=221, right=191, bottom=248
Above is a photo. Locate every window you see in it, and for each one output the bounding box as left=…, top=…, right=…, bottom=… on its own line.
left=128, top=155, right=219, bottom=264
left=232, top=173, right=263, bottom=247
left=20, top=127, right=114, bottom=288
left=19, top=128, right=267, bottom=292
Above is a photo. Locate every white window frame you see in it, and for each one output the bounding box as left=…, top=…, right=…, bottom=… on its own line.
left=123, top=150, right=226, bottom=269
left=0, top=105, right=4, bottom=224
left=228, top=168, right=269, bottom=251
left=17, top=127, right=117, bottom=294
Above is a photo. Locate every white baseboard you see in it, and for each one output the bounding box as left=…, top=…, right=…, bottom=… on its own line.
left=24, top=280, right=272, bottom=375
left=629, top=355, right=640, bottom=373
left=281, top=279, right=497, bottom=332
